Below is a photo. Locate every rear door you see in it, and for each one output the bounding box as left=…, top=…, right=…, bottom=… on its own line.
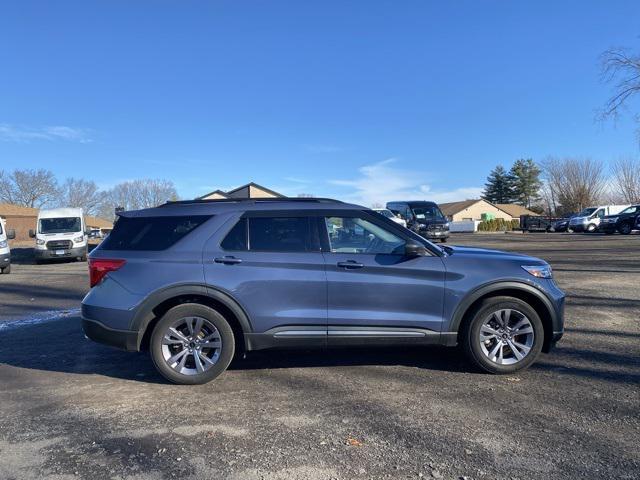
left=320, top=211, right=446, bottom=343
left=203, top=212, right=327, bottom=338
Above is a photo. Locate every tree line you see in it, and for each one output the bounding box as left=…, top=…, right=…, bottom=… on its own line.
left=0, top=169, right=178, bottom=220
left=482, top=157, right=640, bottom=216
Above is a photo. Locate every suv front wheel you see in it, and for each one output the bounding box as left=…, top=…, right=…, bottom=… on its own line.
left=150, top=303, right=235, bottom=385
left=462, top=297, right=544, bottom=374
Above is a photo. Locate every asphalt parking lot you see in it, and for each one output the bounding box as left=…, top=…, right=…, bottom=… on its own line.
left=1, top=234, right=639, bottom=480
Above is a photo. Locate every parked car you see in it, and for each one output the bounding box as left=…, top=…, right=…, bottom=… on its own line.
left=82, top=198, right=565, bottom=385
left=550, top=215, right=576, bottom=233
left=0, top=217, right=16, bottom=274
left=568, top=205, right=630, bottom=233
left=30, top=208, right=89, bottom=263
left=386, top=201, right=449, bottom=242
left=373, top=208, right=407, bottom=227
left=598, top=205, right=640, bottom=235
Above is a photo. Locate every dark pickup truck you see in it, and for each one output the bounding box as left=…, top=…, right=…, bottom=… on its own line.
left=598, top=205, right=640, bottom=234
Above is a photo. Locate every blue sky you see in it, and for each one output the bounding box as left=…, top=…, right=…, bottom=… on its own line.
left=1, top=1, right=639, bottom=206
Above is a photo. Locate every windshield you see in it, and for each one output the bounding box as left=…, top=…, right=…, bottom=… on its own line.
left=410, top=204, right=445, bottom=221
left=577, top=208, right=597, bottom=217
left=39, top=217, right=82, bottom=234
left=620, top=206, right=639, bottom=215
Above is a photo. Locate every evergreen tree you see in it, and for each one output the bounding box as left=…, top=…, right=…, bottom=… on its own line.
left=510, top=159, right=542, bottom=208
left=482, top=165, right=516, bottom=204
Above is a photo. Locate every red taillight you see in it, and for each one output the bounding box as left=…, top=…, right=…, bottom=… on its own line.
left=89, top=258, right=126, bottom=288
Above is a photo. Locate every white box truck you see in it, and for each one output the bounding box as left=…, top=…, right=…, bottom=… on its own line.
left=568, top=205, right=630, bottom=233
left=29, top=208, right=88, bottom=263
left=0, top=217, right=16, bottom=274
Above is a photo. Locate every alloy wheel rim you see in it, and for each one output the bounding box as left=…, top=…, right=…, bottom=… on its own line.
left=479, top=309, right=534, bottom=366
left=161, top=316, right=222, bottom=375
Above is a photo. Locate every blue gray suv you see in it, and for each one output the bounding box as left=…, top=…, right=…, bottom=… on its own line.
left=82, top=198, right=565, bottom=384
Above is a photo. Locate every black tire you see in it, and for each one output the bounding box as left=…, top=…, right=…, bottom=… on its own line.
left=150, top=303, right=235, bottom=385
left=440, top=238, right=447, bottom=243
left=462, top=296, right=544, bottom=374
left=0, top=264, right=10, bottom=274
left=618, top=222, right=632, bottom=235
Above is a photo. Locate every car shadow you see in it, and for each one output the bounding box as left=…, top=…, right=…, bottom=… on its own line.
left=0, top=316, right=473, bottom=384
left=2, top=316, right=638, bottom=386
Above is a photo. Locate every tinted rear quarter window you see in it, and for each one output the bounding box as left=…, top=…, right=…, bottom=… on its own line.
left=101, top=215, right=211, bottom=251
left=220, top=218, right=247, bottom=250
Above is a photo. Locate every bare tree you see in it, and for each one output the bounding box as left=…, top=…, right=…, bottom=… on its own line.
left=97, top=179, right=178, bottom=220
left=611, top=157, right=640, bottom=203
left=542, top=157, right=607, bottom=215
left=600, top=47, right=640, bottom=138
left=58, top=177, right=102, bottom=215
left=0, top=168, right=59, bottom=207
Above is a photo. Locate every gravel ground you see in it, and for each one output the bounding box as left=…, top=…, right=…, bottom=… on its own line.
left=0, top=233, right=638, bottom=479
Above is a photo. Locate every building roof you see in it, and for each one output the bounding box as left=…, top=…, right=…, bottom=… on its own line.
left=0, top=203, right=38, bottom=217
left=198, top=189, right=230, bottom=200
left=495, top=204, right=540, bottom=217
left=85, top=215, right=114, bottom=229
left=226, top=182, right=284, bottom=198
left=439, top=199, right=484, bottom=217
left=198, top=182, right=284, bottom=200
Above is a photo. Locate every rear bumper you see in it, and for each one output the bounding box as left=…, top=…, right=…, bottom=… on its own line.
left=569, top=224, right=585, bottom=232
left=35, top=245, right=86, bottom=259
left=81, top=303, right=139, bottom=351
left=82, top=318, right=139, bottom=351
left=598, top=224, right=617, bottom=233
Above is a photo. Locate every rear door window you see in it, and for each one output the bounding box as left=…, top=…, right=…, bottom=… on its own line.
left=248, top=217, right=316, bottom=252
left=101, top=215, right=211, bottom=251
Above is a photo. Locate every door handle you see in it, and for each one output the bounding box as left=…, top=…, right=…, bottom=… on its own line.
left=337, top=260, right=364, bottom=269
left=214, top=256, right=242, bottom=265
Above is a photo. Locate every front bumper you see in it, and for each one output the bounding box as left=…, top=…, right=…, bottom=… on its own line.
left=35, top=245, right=86, bottom=260
left=568, top=223, right=585, bottom=232
left=0, top=253, right=10, bottom=266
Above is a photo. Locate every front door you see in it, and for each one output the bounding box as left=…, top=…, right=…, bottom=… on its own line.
left=320, top=214, right=446, bottom=343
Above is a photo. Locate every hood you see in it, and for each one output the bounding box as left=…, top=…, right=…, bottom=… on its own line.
left=445, top=245, right=541, bottom=262
left=415, top=218, right=447, bottom=225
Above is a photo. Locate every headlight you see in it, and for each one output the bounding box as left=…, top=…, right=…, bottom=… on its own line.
left=36, top=239, right=45, bottom=245
left=445, top=222, right=450, bottom=228
left=522, top=265, right=553, bottom=279
left=74, top=235, right=84, bottom=243
left=0, top=240, right=7, bottom=248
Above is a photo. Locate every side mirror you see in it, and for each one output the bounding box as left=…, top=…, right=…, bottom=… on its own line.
left=405, top=241, right=428, bottom=257
left=7, top=229, right=15, bottom=240
left=85, top=229, right=92, bottom=236
left=29, top=229, right=36, bottom=238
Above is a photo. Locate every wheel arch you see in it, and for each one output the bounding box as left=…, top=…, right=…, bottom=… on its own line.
left=450, top=282, right=557, bottom=353
left=131, top=284, right=253, bottom=353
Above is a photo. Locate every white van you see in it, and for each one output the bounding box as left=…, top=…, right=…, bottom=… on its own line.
left=30, top=208, right=88, bottom=263
left=0, top=217, right=16, bottom=274
left=568, top=205, right=630, bottom=233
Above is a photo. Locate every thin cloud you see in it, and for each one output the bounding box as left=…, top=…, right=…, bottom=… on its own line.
left=329, top=158, right=483, bottom=207
left=0, top=123, right=93, bottom=143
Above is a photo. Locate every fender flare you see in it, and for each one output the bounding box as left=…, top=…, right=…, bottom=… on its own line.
left=448, top=281, right=558, bottom=334
left=129, top=283, right=253, bottom=350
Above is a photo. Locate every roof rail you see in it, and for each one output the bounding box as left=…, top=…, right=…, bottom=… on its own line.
left=160, top=197, right=344, bottom=207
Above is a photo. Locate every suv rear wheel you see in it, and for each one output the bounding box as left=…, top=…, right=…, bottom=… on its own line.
left=462, top=296, right=544, bottom=374
left=150, top=303, right=235, bottom=385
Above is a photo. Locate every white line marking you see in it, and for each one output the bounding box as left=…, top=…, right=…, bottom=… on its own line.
left=0, top=308, right=81, bottom=332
